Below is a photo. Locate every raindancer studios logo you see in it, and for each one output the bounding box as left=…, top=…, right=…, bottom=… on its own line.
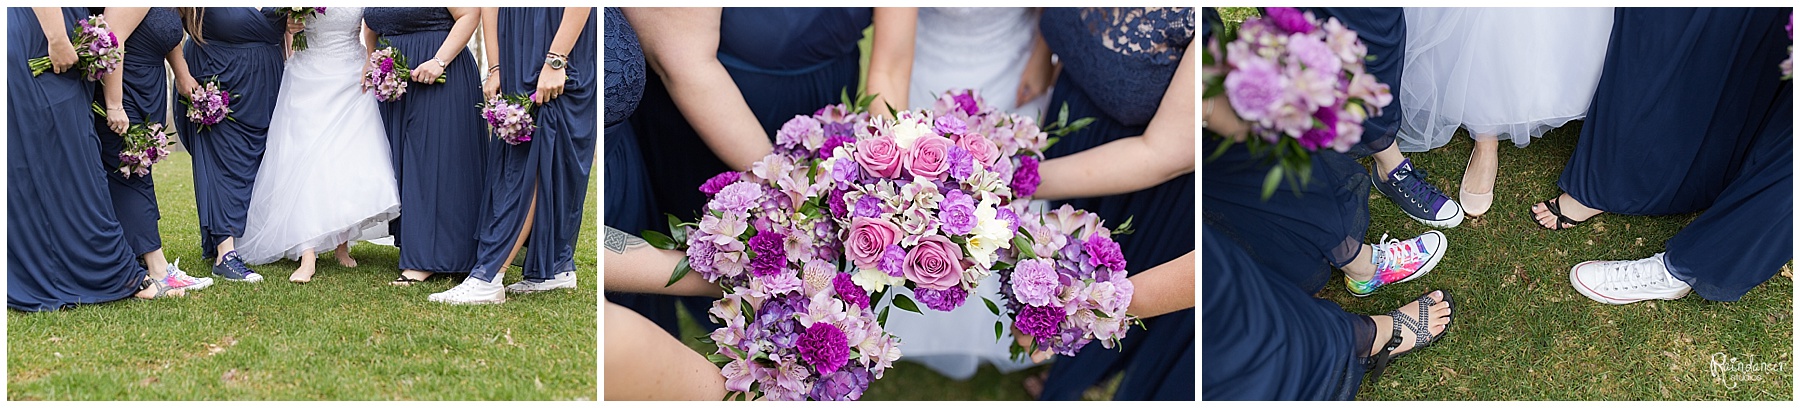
left=1708, top=352, right=1787, bottom=389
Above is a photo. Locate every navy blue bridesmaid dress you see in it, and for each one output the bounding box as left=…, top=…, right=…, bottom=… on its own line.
left=1037, top=7, right=1195, bottom=401
left=1666, top=81, right=1791, bottom=302
left=628, top=7, right=872, bottom=331
left=471, top=7, right=598, bottom=283
left=599, top=7, right=679, bottom=334
left=93, top=7, right=183, bottom=257
left=1201, top=225, right=1374, bottom=400
left=1559, top=8, right=1790, bottom=216
left=365, top=7, right=489, bottom=274
left=8, top=7, right=150, bottom=311
left=174, top=7, right=285, bottom=260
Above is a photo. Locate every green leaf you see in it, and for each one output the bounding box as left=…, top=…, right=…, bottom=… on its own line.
left=1064, top=117, right=1095, bottom=134
left=994, top=321, right=1004, bottom=342
left=991, top=261, right=1014, bottom=271
left=1094, top=309, right=1111, bottom=319
left=1260, top=165, right=1283, bottom=201
left=1056, top=103, right=1071, bottom=129
left=1012, top=235, right=1037, bottom=259
left=885, top=101, right=899, bottom=119
left=1116, top=216, right=1135, bottom=236
left=640, top=230, right=677, bottom=250
left=983, top=297, right=1001, bottom=315
left=840, top=87, right=851, bottom=107
left=666, top=214, right=687, bottom=243
left=877, top=304, right=891, bottom=327
left=664, top=256, right=691, bottom=288
left=706, top=353, right=732, bottom=364
left=893, top=294, right=923, bottom=314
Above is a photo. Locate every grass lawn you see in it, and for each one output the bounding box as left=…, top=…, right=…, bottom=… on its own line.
left=7, top=152, right=599, bottom=400
left=1215, top=7, right=1793, bottom=400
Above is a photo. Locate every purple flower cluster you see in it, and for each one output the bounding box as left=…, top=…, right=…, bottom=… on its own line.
left=798, top=323, right=849, bottom=373
left=913, top=285, right=968, bottom=312
left=31, top=16, right=124, bottom=81
left=279, top=8, right=327, bottom=51
left=362, top=47, right=412, bottom=102
left=479, top=93, right=535, bottom=145
left=998, top=204, right=1138, bottom=356
left=699, top=171, right=740, bottom=195
left=183, top=78, right=234, bottom=131
left=1210, top=7, right=1392, bottom=153
left=747, top=229, right=786, bottom=277
left=103, top=114, right=174, bottom=178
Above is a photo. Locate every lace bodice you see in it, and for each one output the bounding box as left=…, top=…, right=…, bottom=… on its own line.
left=290, top=7, right=367, bottom=64
left=364, top=7, right=454, bottom=36
left=125, top=7, right=183, bottom=67
left=1042, top=7, right=1194, bottom=126
left=604, top=7, right=645, bottom=127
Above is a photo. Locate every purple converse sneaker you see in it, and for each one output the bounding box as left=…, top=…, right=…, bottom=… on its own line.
left=1373, top=158, right=1464, bottom=228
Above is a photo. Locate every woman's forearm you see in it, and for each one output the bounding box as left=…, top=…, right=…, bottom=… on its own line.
left=865, top=7, right=916, bottom=115
left=626, top=7, right=771, bottom=171
left=1034, top=46, right=1195, bottom=201
left=34, top=8, right=68, bottom=45
left=546, top=7, right=591, bottom=58
left=432, top=8, right=481, bottom=65
left=479, top=7, right=499, bottom=71
left=603, top=226, right=720, bottom=298
left=100, top=8, right=150, bottom=113
left=604, top=302, right=729, bottom=400
left=1126, top=251, right=1195, bottom=319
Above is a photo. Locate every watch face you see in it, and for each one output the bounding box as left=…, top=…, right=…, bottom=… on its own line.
left=549, top=59, right=566, bottom=69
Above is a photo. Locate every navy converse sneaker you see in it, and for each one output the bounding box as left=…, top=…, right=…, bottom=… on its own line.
left=1373, top=158, right=1463, bottom=228
left=212, top=251, right=263, bottom=283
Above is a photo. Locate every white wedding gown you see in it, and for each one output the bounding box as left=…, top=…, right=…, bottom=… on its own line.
left=237, top=7, right=400, bottom=265
left=890, top=7, right=1046, bottom=381
left=1395, top=8, right=1614, bottom=152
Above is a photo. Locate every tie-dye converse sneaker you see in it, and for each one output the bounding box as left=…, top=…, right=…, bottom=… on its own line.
left=163, top=259, right=213, bottom=291
left=1347, top=231, right=1448, bottom=297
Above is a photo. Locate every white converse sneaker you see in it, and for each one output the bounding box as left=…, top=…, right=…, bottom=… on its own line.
left=1570, top=252, right=1692, bottom=305
left=506, top=271, right=577, bottom=294
left=429, top=276, right=507, bottom=305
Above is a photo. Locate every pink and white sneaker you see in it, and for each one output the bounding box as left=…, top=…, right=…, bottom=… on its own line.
left=163, top=259, right=213, bottom=291
left=1346, top=231, right=1448, bottom=297
left=1570, top=252, right=1691, bottom=305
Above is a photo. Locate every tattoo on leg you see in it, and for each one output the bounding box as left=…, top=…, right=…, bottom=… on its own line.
left=604, top=226, right=648, bottom=254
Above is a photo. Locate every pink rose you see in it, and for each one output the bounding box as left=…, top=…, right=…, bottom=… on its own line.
left=955, top=133, right=1001, bottom=168
left=846, top=217, right=902, bottom=269
left=905, top=134, right=953, bottom=180
left=904, top=235, right=963, bottom=291
left=854, top=136, right=904, bottom=178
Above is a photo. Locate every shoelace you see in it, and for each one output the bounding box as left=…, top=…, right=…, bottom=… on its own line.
left=223, top=253, right=255, bottom=277
left=1393, top=166, right=1448, bottom=209
left=1596, top=258, right=1674, bottom=290
left=1370, top=234, right=1403, bottom=274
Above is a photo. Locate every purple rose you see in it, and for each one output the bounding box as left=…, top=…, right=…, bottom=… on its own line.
left=904, top=235, right=963, bottom=291
left=832, top=273, right=868, bottom=309
left=699, top=171, right=741, bottom=195
left=1264, top=7, right=1316, bottom=34
left=797, top=322, right=850, bottom=374
left=938, top=189, right=977, bottom=235
left=854, top=136, right=905, bottom=178
left=1010, top=258, right=1060, bottom=307
left=914, top=285, right=968, bottom=312
left=1011, top=155, right=1041, bottom=198
left=878, top=244, right=905, bottom=277
left=845, top=217, right=902, bottom=270
left=748, top=230, right=786, bottom=277
left=1083, top=234, right=1127, bottom=272
left=1014, top=304, right=1065, bottom=339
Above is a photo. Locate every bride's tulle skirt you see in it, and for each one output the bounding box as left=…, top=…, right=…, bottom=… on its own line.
left=1396, top=7, right=1614, bottom=152
left=235, top=52, right=400, bottom=265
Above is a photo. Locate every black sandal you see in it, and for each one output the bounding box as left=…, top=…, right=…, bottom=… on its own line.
left=390, top=272, right=426, bottom=286
left=1532, top=197, right=1587, bottom=230
left=1367, top=290, right=1454, bottom=380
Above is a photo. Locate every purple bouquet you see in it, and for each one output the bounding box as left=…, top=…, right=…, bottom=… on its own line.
left=480, top=93, right=536, bottom=145
left=180, top=77, right=235, bottom=133
left=999, top=204, right=1139, bottom=358
left=91, top=103, right=174, bottom=178
left=1202, top=7, right=1393, bottom=199
left=278, top=7, right=326, bottom=52
left=30, top=15, right=124, bottom=81
left=361, top=40, right=446, bottom=102
left=1782, top=12, right=1791, bottom=80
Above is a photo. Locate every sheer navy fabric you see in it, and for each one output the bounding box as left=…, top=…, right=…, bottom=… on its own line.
left=601, top=7, right=678, bottom=335
left=174, top=7, right=285, bottom=260
left=1664, top=79, right=1793, bottom=302
left=1201, top=225, right=1372, bottom=400
left=9, top=7, right=150, bottom=311
left=1037, top=7, right=1195, bottom=401
left=471, top=7, right=598, bottom=282
left=1299, top=7, right=1404, bottom=159
left=94, top=7, right=182, bottom=256
left=365, top=7, right=489, bottom=273
left=1559, top=8, right=1790, bottom=216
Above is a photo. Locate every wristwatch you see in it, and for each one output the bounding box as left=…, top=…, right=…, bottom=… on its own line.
left=545, top=53, right=567, bottom=70
left=428, top=58, right=448, bottom=69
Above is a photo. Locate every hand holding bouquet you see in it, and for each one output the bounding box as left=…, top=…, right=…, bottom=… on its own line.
left=180, top=76, right=235, bottom=133
left=480, top=93, right=536, bottom=145
left=91, top=103, right=174, bottom=178
left=278, top=7, right=325, bottom=51
left=30, top=15, right=124, bottom=81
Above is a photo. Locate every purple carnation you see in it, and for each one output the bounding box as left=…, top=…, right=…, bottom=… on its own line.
left=878, top=244, right=906, bottom=277
left=686, top=241, right=718, bottom=278
left=1083, top=234, right=1127, bottom=272
left=699, top=171, right=741, bottom=195
left=776, top=115, right=822, bottom=149
left=709, top=181, right=763, bottom=213
left=953, top=92, right=979, bottom=116
left=934, top=116, right=967, bottom=137
left=946, top=146, right=974, bottom=181
left=832, top=157, right=862, bottom=184
left=1010, top=258, right=1060, bottom=307
left=1264, top=7, right=1315, bottom=34
left=1014, top=305, right=1065, bottom=339
left=853, top=195, right=882, bottom=218
left=798, top=322, right=850, bottom=374
left=938, top=189, right=977, bottom=235
left=748, top=230, right=787, bottom=277
left=833, top=273, right=869, bottom=309
left=828, top=188, right=850, bottom=218
left=808, top=367, right=871, bottom=401
left=819, top=135, right=856, bottom=159
left=914, top=285, right=968, bottom=312
left=1011, top=155, right=1041, bottom=198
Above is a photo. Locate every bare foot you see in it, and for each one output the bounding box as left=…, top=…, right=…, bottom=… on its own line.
left=1022, top=370, right=1049, bottom=399
left=134, top=278, right=186, bottom=299
left=1366, top=290, right=1452, bottom=357
left=290, top=262, right=316, bottom=283
left=334, top=243, right=357, bottom=268
left=1530, top=193, right=1602, bottom=229
left=391, top=269, right=433, bottom=286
